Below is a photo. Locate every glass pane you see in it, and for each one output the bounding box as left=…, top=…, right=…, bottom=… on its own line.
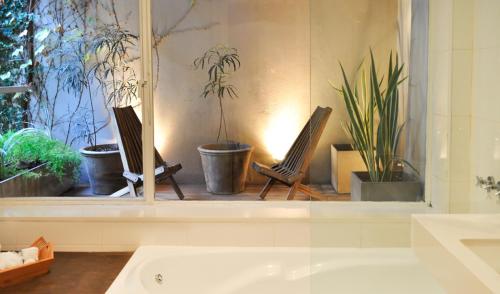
left=0, top=0, right=142, bottom=198
left=309, top=0, right=425, bottom=203
left=153, top=0, right=310, bottom=201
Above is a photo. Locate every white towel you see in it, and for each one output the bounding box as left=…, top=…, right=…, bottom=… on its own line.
left=0, top=252, right=23, bottom=270
left=23, top=258, right=36, bottom=265
left=21, top=247, right=39, bottom=262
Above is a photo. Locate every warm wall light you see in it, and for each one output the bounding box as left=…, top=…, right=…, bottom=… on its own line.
left=154, top=123, right=169, bottom=152
left=263, top=105, right=302, bottom=161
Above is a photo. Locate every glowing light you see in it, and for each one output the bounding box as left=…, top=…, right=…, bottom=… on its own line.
left=154, top=121, right=170, bottom=152
left=263, top=106, right=302, bottom=161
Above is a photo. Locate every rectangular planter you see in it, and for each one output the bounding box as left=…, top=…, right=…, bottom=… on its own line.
left=0, top=163, right=75, bottom=197
left=351, top=171, right=423, bottom=201
left=330, top=144, right=367, bottom=194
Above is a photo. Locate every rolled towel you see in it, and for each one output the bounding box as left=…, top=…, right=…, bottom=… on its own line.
left=23, top=258, right=36, bottom=265
left=0, top=252, right=23, bottom=270
left=21, top=247, right=39, bottom=262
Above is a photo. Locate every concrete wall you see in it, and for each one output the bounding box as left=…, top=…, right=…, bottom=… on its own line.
left=152, top=0, right=398, bottom=184
left=34, top=0, right=399, bottom=186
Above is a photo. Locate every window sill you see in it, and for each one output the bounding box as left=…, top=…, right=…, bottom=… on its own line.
left=0, top=201, right=435, bottom=223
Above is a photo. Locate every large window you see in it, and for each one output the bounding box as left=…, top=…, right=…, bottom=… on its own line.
left=0, top=0, right=143, bottom=198
left=0, top=0, right=427, bottom=203
left=148, top=0, right=426, bottom=202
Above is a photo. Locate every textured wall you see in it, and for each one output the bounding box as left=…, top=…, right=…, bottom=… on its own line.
left=309, top=0, right=398, bottom=183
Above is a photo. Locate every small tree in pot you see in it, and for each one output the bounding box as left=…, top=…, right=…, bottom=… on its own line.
left=194, top=45, right=254, bottom=194
left=77, top=24, right=139, bottom=195
left=336, top=51, right=421, bottom=201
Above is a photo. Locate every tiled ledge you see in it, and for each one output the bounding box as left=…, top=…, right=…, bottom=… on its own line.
left=0, top=201, right=433, bottom=222
left=0, top=202, right=433, bottom=251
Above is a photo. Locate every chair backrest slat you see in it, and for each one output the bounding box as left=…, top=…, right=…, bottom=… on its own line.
left=280, top=106, right=332, bottom=175
left=112, top=106, right=164, bottom=174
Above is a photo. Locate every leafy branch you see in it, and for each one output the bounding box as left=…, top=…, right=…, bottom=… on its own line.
left=194, top=45, right=240, bottom=143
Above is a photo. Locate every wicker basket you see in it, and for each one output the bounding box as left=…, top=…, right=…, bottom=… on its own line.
left=0, top=237, right=54, bottom=288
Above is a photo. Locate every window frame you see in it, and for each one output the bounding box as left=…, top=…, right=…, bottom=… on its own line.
left=0, top=0, right=435, bottom=210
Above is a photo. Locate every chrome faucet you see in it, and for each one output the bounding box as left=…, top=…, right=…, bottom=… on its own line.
left=476, top=176, right=500, bottom=198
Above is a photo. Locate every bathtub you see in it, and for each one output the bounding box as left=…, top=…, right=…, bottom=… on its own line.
left=107, top=246, right=444, bottom=294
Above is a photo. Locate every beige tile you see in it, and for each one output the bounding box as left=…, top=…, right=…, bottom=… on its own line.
left=429, top=52, right=452, bottom=116
left=429, top=0, right=453, bottom=52
left=451, top=50, right=472, bottom=116
left=15, top=222, right=102, bottom=247
left=450, top=116, right=470, bottom=181
left=473, top=0, right=500, bottom=49
left=101, top=222, right=188, bottom=246
left=472, top=48, right=500, bottom=120
left=360, top=222, right=411, bottom=248
left=471, top=119, right=500, bottom=176
left=186, top=223, right=274, bottom=247
left=0, top=222, right=19, bottom=246
left=449, top=180, right=471, bottom=213
left=452, top=0, right=474, bottom=50
left=310, top=222, right=361, bottom=247
left=274, top=222, right=311, bottom=247
left=430, top=175, right=450, bottom=212
left=431, top=115, right=450, bottom=180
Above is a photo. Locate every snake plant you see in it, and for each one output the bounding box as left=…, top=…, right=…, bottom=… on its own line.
left=335, top=51, right=417, bottom=182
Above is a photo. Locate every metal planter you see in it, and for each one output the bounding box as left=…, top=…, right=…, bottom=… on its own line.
left=351, top=171, right=423, bottom=201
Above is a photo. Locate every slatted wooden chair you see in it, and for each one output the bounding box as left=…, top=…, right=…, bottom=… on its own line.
left=252, top=106, right=332, bottom=200
left=110, top=106, right=184, bottom=199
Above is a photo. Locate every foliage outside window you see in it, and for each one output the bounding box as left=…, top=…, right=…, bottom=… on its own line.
left=0, top=0, right=33, bottom=131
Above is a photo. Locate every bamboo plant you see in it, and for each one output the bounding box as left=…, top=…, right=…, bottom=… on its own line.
left=194, top=45, right=240, bottom=143
left=335, top=51, right=416, bottom=182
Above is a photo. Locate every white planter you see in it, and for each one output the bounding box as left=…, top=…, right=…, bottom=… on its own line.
left=330, top=144, right=367, bottom=194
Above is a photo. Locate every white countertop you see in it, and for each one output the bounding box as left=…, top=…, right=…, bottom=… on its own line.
left=412, top=214, right=500, bottom=293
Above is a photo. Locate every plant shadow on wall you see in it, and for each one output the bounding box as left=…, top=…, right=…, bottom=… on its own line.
left=334, top=51, right=422, bottom=202
left=0, top=0, right=216, bottom=196
left=194, top=45, right=254, bottom=195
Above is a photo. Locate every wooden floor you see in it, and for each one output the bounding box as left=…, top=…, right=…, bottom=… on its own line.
left=156, top=184, right=351, bottom=201
left=2, top=252, right=132, bottom=294
left=64, top=184, right=351, bottom=201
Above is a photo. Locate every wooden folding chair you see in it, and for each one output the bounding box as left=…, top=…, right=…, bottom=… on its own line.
left=252, top=106, right=332, bottom=200
left=110, top=106, right=184, bottom=199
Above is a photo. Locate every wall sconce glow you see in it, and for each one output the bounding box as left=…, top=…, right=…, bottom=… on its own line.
left=263, top=106, right=301, bottom=161
left=154, top=123, right=169, bottom=153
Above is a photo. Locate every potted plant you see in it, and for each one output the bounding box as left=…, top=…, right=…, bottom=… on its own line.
left=194, top=45, right=254, bottom=194
left=336, top=51, right=422, bottom=201
left=0, top=128, right=81, bottom=197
